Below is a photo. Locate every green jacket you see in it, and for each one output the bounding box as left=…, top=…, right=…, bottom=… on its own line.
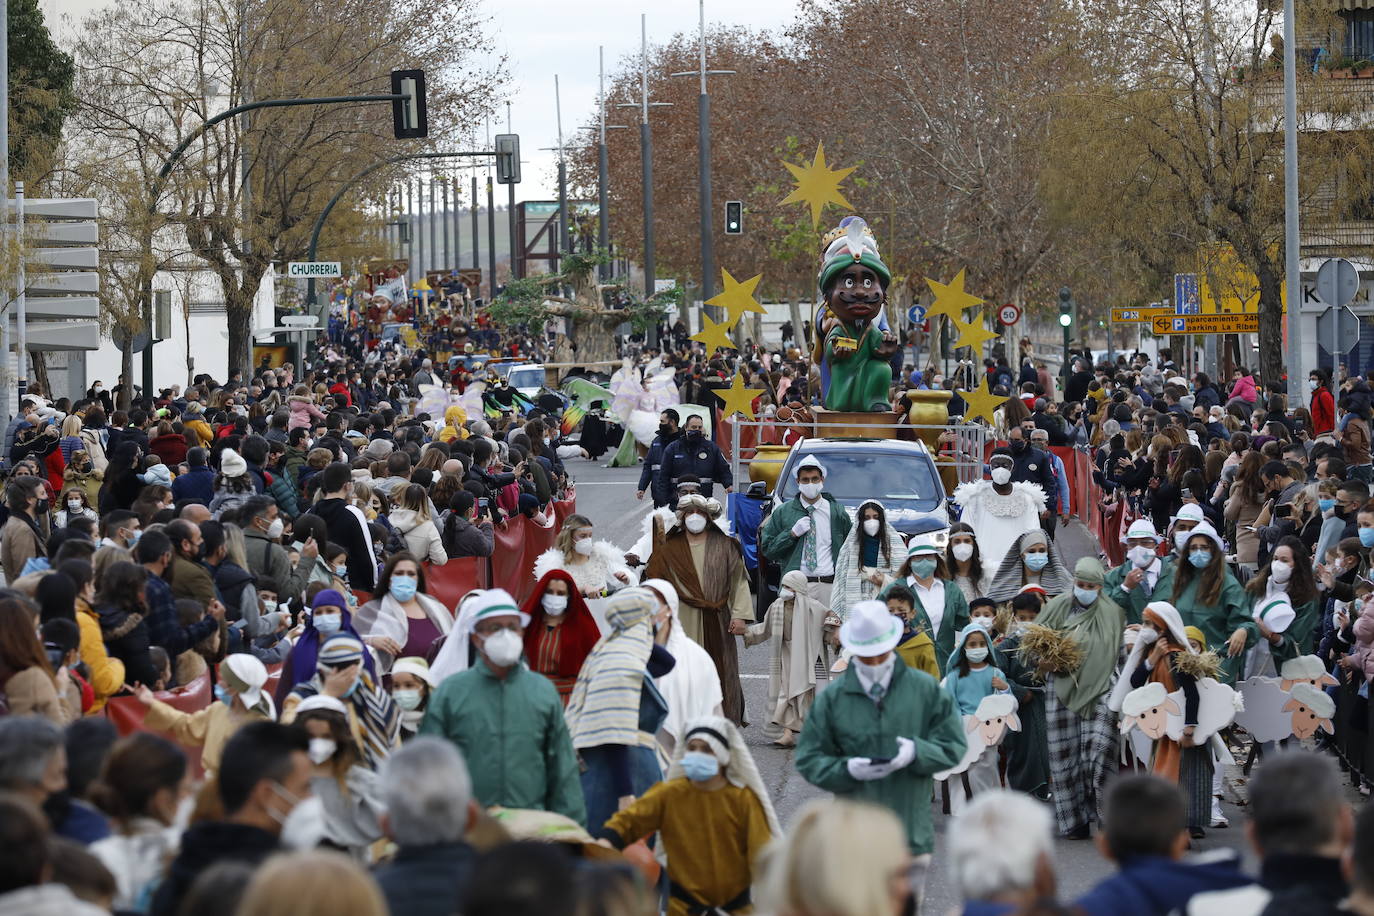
left=760, top=494, right=853, bottom=575
left=878, top=578, right=969, bottom=675
left=1170, top=571, right=1253, bottom=684
left=1269, top=597, right=1321, bottom=663
left=794, top=659, right=966, bottom=854
left=1103, top=559, right=1176, bottom=626
left=420, top=658, right=586, bottom=825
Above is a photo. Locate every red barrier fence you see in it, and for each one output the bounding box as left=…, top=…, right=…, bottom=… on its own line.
left=104, top=673, right=213, bottom=775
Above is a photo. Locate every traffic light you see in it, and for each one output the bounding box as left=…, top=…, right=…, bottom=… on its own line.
left=390, top=69, right=428, bottom=139
left=1058, top=286, right=1073, bottom=327
left=724, top=200, right=743, bottom=234
left=495, top=134, right=521, bottom=184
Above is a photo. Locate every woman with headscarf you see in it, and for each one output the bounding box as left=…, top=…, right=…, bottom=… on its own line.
left=353, top=553, right=453, bottom=674
left=564, top=588, right=677, bottom=834
left=642, top=578, right=724, bottom=766
left=985, top=530, right=1073, bottom=603
left=1169, top=521, right=1252, bottom=684
left=295, top=693, right=385, bottom=859
left=281, top=632, right=400, bottom=770
left=878, top=542, right=970, bottom=674
left=522, top=568, right=603, bottom=703
left=598, top=716, right=779, bottom=916
left=746, top=569, right=832, bottom=748
left=830, top=499, right=906, bottom=622
left=274, top=589, right=378, bottom=706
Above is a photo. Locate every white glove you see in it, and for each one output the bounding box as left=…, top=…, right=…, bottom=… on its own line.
left=791, top=517, right=812, bottom=538
left=846, top=757, right=892, bottom=781
left=890, top=736, right=916, bottom=771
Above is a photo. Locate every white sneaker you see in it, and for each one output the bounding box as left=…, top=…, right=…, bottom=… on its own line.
left=1210, top=796, right=1228, bottom=828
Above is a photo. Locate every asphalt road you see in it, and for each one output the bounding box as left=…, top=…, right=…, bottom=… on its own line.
left=565, top=456, right=1254, bottom=913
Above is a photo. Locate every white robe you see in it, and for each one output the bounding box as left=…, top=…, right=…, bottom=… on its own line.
left=952, top=479, right=1046, bottom=577
left=655, top=614, right=725, bottom=767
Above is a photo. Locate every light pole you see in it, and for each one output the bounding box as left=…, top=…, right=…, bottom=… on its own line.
left=506, top=101, right=518, bottom=278
left=1282, top=0, right=1303, bottom=402
left=670, top=0, right=734, bottom=320
left=582, top=47, right=631, bottom=282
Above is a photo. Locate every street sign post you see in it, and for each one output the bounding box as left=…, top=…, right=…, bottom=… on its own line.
left=998, top=303, right=1021, bottom=326
left=1174, top=274, right=1200, bottom=315
left=288, top=261, right=342, bottom=278
left=1316, top=306, right=1361, bottom=356
left=1112, top=307, right=1173, bottom=323
left=1151, top=314, right=1259, bottom=335
left=1316, top=257, right=1361, bottom=375
left=907, top=304, right=927, bottom=325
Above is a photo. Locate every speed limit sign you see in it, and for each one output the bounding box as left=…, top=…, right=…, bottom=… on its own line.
left=998, top=303, right=1021, bottom=327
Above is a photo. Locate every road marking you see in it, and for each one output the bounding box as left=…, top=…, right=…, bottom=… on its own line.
left=740, top=674, right=768, bottom=679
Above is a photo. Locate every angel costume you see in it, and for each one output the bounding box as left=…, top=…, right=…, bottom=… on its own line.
left=953, top=479, right=1046, bottom=581
left=745, top=570, right=831, bottom=740
left=533, top=541, right=638, bottom=597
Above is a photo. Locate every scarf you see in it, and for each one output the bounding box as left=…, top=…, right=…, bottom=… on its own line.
left=521, top=569, right=601, bottom=680
left=1036, top=585, right=1125, bottom=717
left=291, top=670, right=399, bottom=769
left=564, top=590, right=655, bottom=749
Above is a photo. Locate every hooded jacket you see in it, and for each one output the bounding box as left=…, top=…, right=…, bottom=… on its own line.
left=1077, top=852, right=1251, bottom=916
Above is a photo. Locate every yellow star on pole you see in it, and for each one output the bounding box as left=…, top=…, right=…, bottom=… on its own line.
left=950, top=311, right=999, bottom=352
left=924, top=268, right=985, bottom=320
left=956, top=377, right=1008, bottom=425
left=713, top=371, right=764, bottom=420
left=705, top=269, right=767, bottom=326
left=690, top=312, right=739, bottom=353
left=780, top=142, right=856, bottom=228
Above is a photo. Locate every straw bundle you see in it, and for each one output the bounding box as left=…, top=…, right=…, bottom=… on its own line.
left=1015, top=623, right=1082, bottom=679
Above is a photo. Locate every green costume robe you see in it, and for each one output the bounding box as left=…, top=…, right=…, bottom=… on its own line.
left=823, top=320, right=892, bottom=412
left=1267, top=596, right=1322, bottom=663
left=878, top=577, right=969, bottom=675
left=1103, top=559, right=1176, bottom=626
left=794, top=659, right=967, bottom=854
left=1169, top=571, right=1253, bottom=684
left=759, top=494, right=853, bottom=575
left=420, top=657, right=586, bottom=825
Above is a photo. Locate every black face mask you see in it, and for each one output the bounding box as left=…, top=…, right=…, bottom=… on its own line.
left=1010, top=439, right=1028, bottom=453
left=658, top=424, right=673, bottom=438
left=686, top=429, right=704, bottom=440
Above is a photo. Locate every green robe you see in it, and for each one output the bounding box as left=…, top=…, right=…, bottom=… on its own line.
left=759, top=494, right=853, bottom=575
left=996, top=632, right=1047, bottom=797
left=794, top=659, right=967, bottom=854
left=878, top=577, right=969, bottom=675
left=1269, top=597, right=1322, bottom=663
left=420, top=658, right=586, bottom=825
left=823, top=320, right=892, bottom=412
left=1169, top=572, right=1253, bottom=684
left=1103, top=559, right=1177, bottom=626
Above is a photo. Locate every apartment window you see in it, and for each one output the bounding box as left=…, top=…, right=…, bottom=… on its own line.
left=1347, top=10, right=1374, bottom=60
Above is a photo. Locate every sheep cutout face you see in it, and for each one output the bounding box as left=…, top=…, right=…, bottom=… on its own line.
left=1120, top=682, right=1179, bottom=740
left=1279, top=656, right=1339, bottom=693
left=1284, top=683, right=1336, bottom=740
left=934, top=694, right=1021, bottom=781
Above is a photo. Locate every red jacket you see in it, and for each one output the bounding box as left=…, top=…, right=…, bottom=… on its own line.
left=1312, top=386, right=1336, bottom=435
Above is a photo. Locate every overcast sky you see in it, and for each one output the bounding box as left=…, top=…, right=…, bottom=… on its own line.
left=43, top=0, right=803, bottom=203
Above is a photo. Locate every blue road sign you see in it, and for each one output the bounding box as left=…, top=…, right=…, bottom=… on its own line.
left=907, top=304, right=927, bottom=324
left=1172, top=317, right=1186, bottom=332
left=1174, top=274, right=1200, bottom=315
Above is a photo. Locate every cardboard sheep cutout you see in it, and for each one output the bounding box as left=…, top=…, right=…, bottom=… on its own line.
left=1279, top=655, right=1339, bottom=693
left=1283, top=683, right=1336, bottom=740
left=1237, top=656, right=1338, bottom=743
left=1120, top=678, right=1240, bottom=745
left=1119, top=682, right=1179, bottom=740
left=934, top=693, right=1020, bottom=781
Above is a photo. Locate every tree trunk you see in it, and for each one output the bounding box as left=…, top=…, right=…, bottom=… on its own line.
left=30, top=351, right=51, bottom=400
left=567, top=313, right=621, bottom=365
left=226, top=295, right=254, bottom=379
left=1255, top=260, right=1284, bottom=386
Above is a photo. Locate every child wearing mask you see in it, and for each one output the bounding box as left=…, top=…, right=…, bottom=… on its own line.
left=942, top=621, right=1010, bottom=811
left=390, top=657, right=436, bottom=741
left=998, top=590, right=1050, bottom=799
left=883, top=585, right=938, bottom=679
left=296, top=694, right=385, bottom=859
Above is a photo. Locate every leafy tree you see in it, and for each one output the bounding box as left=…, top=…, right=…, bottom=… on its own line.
left=8, top=0, right=74, bottom=182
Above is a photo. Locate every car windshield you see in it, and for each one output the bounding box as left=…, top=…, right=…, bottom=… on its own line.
left=508, top=368, right=543, bottom=389
left=777, top=450, right=943, bottom=511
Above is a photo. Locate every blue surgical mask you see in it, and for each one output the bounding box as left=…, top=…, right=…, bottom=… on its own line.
left=314, top=613, right=342, bottom=634
left=389, top=576, right=418, bottom=602
left=1024, top=552, right=1049, bottom=571
left=681, top=751, right=721, bottom=782
left=1361, top=528, right=1374, bottom=550
left=1188, top=550, right=1213, bottom=569
left=1074, top=586, right=1099, bottom=606
left=1319, top=498, right=1337, bottom=513
left=334, top=564, right=348, bottom=578
left=911, top=558, right=938, bottom=579
left=214, top=684, right=233, bottom=707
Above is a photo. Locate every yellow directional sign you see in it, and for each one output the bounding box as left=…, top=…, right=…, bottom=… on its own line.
left=1151, top=314, right=1260, bottom=335
left=1111, top=307, right=1174, bottom=323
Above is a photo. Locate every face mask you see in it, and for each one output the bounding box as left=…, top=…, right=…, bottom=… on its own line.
left=684, top=514, right=709, bottom=534
left=911, top=557, right=938, bottom=579
left=1138, top=625, right=1159, bottom=644
left=798, top=482, right=823, bottom=500
left=951, top=542, right=975, bottom=563
left=389, top=576, right=418, bottom=602
left=542, top=593, right=569, bottom=615
left=1361, top=527, right=1374, bottom=549
left=313, top=613, right=342, bottom=634
left=573, top=538, right=596, bottom=556
left=990, top=467, right=1012, bottom=485
left=1010, top=439, right=1028, bottom=453
left=1310, top=379, right=1319, bottom=391
left=862, top=519, right=880, bottom=537
left=1188, top=550, right=1212, bottom=569
left=393, top=689, right=423, bottom=711
left=1319, top=498, right=1337, bottom=513
left=334, top=564, right=348, bottom=578
left=1128, top=545, right=1156, bottom=568
left=658, top=424, right=672, bottom=437
left=681, top=751, right=721, bottom=782
left=67, top=499, right=82, bottom=513
left=1074, top=586, right=1099, bottom=606
left=263, top=600, right=278, bottom=614
left=482, top=628, right=524, bottom=667
left=213, top=684, right=233, bottom=706
left=276, top=792, right=325, bottom=850
left=265, top=517, right=285, bottom=540
left=965, top=646, right=989, bottom=663
left=1270, top=560, right=1293, bottom=584
left=1174, top=529, right=1193, bottom=552
left=1011, top=620, right=1030, bottom=635
left=778, top=587, right=795, bottom=600
left=308, top=738, right=337, bottom=765
left=125, top=528, right=142, bottom=546
left=1024, top=552, right=1049, bottom=571
left=686, top=429, right=704, bottom=440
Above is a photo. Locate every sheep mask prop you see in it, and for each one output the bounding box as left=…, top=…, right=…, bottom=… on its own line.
left=1280, top=655, right=1339, bottom=692
left=1120, top=682, right=1179, bottom=740
left=935, top=693, right=1022, bottom=781
left=1284, top=682, right=1336, bottom=740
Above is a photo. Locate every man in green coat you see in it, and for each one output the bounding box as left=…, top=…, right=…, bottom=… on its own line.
left=795, top=600, right=966, bottom=911
left=1103, top=518, right=1175, bottom=626
left=419, top=589, right=586, bottom=825
left=759, top=455, right=853, bottom=608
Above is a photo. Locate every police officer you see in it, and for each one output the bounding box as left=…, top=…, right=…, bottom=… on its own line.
left=637, top=408, right=682, bottom=507
left=1008, top=422, right=1057, bottom=533
left=661, top=413, right=732, bottom=506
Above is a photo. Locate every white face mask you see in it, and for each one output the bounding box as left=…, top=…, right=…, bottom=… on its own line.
left=990, top=467, right=1012, bottom=485
left=798, top=481, right=823, bottom=500
left=573, top=538, right=595, bottom=556
left=1270, top=560, right=1293, bottom=584
left=1137, top=625, right=1159, bottom=645
left=67, top=499, right=83, bottom=513
left=542, top=593, right=569, bottom=615
left=1173, top=529, right=1193, bottom=552
left=862, top=518, right=880, bottom=536
left=482, top=628, right=524, bottom=667
left=308, top=738, right=337, bottom=765
left=965, top=646, right=989, bottom=663
left=951, top=542, right=975, bottom=563
left=265, top=517, right=285, bottom=540
left=778, top=587, right=795, bottom=600
left=1128, top=545, right=1156, bottom=568
left=685, top=514, right=709, bottom=534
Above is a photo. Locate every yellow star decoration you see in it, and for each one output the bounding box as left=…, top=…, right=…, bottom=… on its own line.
left=950, top=311, right=999, bottom=352
left=957, top=378, right=1008, bottom=426
left=705, top=269, right=767, bottom=326
left=780, top=142, right=856, bottom=228
left=924, top=268, right=985, bottom=320
left=690, top=312, right=739, bottom=353
left=713, top=371, right=764, bottom=420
